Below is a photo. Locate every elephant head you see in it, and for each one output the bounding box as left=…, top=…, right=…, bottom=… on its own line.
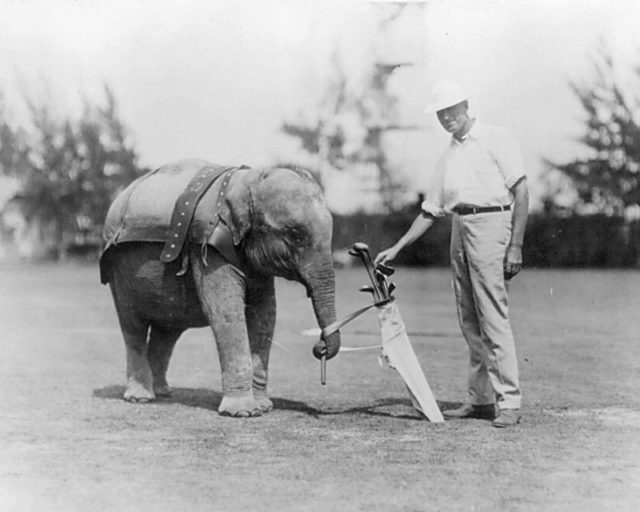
left=223, top=166, right=341, bottom=360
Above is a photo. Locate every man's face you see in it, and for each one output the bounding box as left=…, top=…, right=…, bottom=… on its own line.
left=436, top=101, right=469, bottom=135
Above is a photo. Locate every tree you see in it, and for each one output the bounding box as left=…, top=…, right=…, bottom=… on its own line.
left=0, top=93, right=31, bottom=179
left=545, top=45, right=640, bottom=215
left=280, top=4, right=422, bottom=211
left=0, top=85, right=147, bottom=259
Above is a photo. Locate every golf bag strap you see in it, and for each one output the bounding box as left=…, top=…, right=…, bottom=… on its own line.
left=320, top=298, right=392, bottom=339
left=160, top=166, right=237, bottom=263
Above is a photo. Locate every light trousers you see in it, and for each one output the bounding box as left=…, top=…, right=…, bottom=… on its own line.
left=450, top=211, right=522, bottom=410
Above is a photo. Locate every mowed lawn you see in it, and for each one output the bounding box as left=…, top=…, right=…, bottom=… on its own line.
left=1, top=261, right=639, bottom=512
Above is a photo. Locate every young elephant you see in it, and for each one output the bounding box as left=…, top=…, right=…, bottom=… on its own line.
left=99, top=159, right=341, bottom=417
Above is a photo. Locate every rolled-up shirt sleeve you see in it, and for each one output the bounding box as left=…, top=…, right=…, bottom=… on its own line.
left=420, top=156, right=447, bottom=218
left=420, top=200, right=446, bottom=218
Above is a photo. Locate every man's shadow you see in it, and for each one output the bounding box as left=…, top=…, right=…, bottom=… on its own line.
left=93, top=385, right=459, bottom=420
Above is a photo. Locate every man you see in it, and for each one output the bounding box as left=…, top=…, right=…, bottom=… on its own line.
left=375, top=79, right=529, bottom=428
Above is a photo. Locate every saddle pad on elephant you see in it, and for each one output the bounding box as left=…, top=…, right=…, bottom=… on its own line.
left=102, top=159, right=246, bottom=278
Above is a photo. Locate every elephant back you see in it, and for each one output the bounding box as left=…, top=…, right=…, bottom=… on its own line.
left=100, top=159, right=247, bottom=283
left=103, top=159, right=214, bottom=243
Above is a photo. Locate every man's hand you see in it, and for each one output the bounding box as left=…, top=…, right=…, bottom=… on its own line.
left=505, top=177, right=528, bottom=281
left=375, top=246, right=399, bottom=266
left=374, top=214, right=434, bottom=267
left=503, top=244, right=523, bottom=280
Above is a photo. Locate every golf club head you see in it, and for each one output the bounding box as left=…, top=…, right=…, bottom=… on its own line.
left=359, top=285, right=376, bottom=295
left=348, top=248, right=366, bottom=260
left=376, top=262, right=395, bottom=276
left=351, top=242, right=370, bottom=254
left=351, top=242, right=377, bottom=271
left=349, top=241, right=383, bottom=300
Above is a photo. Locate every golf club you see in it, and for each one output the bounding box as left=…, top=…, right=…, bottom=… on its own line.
left=349, top=242, right=384, bottom=301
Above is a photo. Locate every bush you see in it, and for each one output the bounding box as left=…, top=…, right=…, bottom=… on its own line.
left=333, top=211, right=640, bottom=268
left=332, top=208, right=452, bottom=267
left=524, top=214, right=638, bottom=267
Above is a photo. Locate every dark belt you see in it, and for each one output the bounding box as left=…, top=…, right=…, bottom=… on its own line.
left=159, top=165, right=238, bottom=263
left=453, top=204, right=511, bottom=216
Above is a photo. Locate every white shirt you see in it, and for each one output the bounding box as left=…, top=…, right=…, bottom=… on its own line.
left=421, top=121, right=526, bottom=217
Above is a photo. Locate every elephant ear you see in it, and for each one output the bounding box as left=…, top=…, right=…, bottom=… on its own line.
left=219, top=178, right=252, bottom=246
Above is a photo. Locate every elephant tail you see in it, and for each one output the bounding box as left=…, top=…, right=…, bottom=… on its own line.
left=99, top=243, right=115, bottom=284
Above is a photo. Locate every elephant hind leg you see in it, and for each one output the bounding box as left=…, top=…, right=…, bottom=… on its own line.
left=148, top=324, right=183, bottom=397
left=121, top=326, right=155, bottom=403
left=108, top=273, right=154, bottom=403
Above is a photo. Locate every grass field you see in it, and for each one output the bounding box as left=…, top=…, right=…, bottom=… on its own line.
left=1, top=262, right=639, bottom=512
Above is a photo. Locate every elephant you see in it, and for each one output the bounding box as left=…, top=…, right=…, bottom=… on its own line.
left=99, top=159, right=341, bottom=417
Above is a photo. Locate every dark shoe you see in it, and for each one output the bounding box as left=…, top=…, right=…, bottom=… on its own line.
left=491, top=409, right=522, bottom=428
left=443, top=403, right=496, bottom=420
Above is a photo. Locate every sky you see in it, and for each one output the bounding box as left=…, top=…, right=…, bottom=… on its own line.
left=1, top=0, right=639, bottom=212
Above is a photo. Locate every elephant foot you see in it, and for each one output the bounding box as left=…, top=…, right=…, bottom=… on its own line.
left=153, top=382, right=172, bottom=397
left=123, top=380, right=156, bottom=403
left=253, top=390, right=274, bottom=413
left=218, top=393, right=263, bottom=418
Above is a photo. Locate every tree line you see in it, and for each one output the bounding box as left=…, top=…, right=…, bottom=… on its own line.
left=1, top=45, right=639, bottom=264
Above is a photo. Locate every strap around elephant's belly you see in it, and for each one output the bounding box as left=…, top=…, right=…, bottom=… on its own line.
left=159, top=165, right=240, bottom=263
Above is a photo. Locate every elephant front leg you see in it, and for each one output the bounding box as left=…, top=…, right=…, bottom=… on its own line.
left=148, top=324, right=183, bottom=397
left=246, top=276, right=276, bottom=413
left=191, top=250, right=263, bottom=417
left=214, top=319, right=262, bottom=417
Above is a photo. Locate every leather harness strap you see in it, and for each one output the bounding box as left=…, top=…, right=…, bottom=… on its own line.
left=159, top=165, right=237, bottom=263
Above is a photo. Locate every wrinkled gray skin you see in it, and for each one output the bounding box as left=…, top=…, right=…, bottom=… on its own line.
left=101, top=164, right=340, bottom=417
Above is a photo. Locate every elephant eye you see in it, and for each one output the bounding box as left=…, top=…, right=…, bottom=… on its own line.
left=284, top=225, right=308, bottom=246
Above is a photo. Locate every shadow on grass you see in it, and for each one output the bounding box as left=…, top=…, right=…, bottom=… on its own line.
left=313, top=398, right=462, bottom=420
left=93, top=385, right=222, bottom=411
left=275, top=397, right=462, bottom=420
left=95, top=385, right=461, bottom=420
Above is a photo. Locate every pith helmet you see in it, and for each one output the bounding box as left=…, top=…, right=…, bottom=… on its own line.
left=424, top=79, right=471, bottom=113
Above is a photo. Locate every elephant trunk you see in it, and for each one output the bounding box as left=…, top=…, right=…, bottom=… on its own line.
left=304, top=261, right=341, bottom=360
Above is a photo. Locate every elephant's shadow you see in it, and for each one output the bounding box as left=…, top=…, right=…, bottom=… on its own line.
left=93, top=385, right=459, bottom=420
left=94, top=385, right=225, bottom=412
